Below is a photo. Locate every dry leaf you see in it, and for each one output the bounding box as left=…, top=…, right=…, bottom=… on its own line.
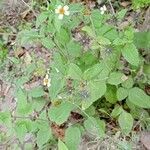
left=140, top=132, right=150, bottom=150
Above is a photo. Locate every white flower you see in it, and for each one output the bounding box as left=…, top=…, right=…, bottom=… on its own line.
left=43, top=74, right=51, bottom=87
left=100, top=5, right=107, bottom=15
left=55, top=5, right=70, bottom=20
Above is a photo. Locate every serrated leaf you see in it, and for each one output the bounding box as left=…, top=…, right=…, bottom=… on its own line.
left=83, top=63, right=103, bottom=80
left=84, top=117, right=105, bottom=137
left=122, top=44, right=139, bottom=66
left=117, top=9, right=127, bottom=20
left=82, top=81, right=106, bottom=109
left=0, top=112, right=11, bottom=124
left=122, top=76, right=134, bottom=89
left=15, top=120, right=33, bottom=143
left=41, top=37, right=55, bottom=49
left=48, top=102, right=74, bottom=125
left=55, top=28, right=70, bottom=46
left=67, top=41, right=81, bottom=58
left=36, top=12, right=49, bottom=28
left=29, top=86, right=45, bottom=98
left=118, top=111, right=133, bottom=135
left=58, top=139, right=69, bottom=150
left=17, top=30, right=40, bottom=45
left=128, top=87, right=150, bottom=108
left=97, top=36, right=111, bottom=45
left=105, top=85, right=117, bottom=104
left=49, top=76, right=65, bottom=100
left=37, top=126, right=52, bottom=148
left=134, top=31, right=150, bottom=50
left=65, top=126, right=81, bottom=150
left=68, top=63, right=82, bottom=80
left=91, top=10, right=103, bottom=28
left=16, top=89, right=32, bottom=115
left=111, top=105, right=123, bottom=118
left=117, top=87, right=128, bottom=101
left=82, top=26, right=95, bottom=38
left=15, top=123, right=27, bottom=143
left=107, top=72, right=125, bottom=85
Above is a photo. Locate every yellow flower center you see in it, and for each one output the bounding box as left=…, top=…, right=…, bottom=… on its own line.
left=59, top=7, right=65, bottom=14
left=44, top=78, right=49, bottom=84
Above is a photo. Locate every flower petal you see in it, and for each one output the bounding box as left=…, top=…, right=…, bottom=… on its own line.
left=57, top=5, right=62, bottom=9
left=100, top=7, right=103, bottom=11
left=103, top=5, right=107, bottom=11
left=47, top=80, right=51, bottom=87
left=64, top=10, right=70, bottom=16
left=45, top=74, right=49, bottom=79
left=64, top=5, right=69, bottom=11
left=101, top=11, right=104, bottom=15
left=55, top=8, right=59, bottom=14
left=58, top=14, right=64, bottom=19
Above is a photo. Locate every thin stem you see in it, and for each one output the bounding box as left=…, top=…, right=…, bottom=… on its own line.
left=0, top=32, right=17, bottom=36
left=21, top=0, right=37, bottom=17
left=107, top=0, right=116, bottom=16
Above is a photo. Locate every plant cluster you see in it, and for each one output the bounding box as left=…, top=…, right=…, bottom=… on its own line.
left=0, top=0, right=150, bottom=149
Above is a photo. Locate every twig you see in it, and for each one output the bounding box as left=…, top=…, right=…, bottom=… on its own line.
left=107, top=0, right=116, bottom=16
left=0, top=32, right=17, bottom=36
left=20, top=0, right=37, bottom=17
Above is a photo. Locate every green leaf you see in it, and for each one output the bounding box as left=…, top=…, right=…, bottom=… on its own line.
left=67, top=41, right=81, bottom=58
left=15, top=123, right=27, bottom=143
left=117, top=9, right=127, bottom=20
left=32, top=97, right=46, bottom=111
left=117, top=87, right=128, bottom=101
left=82, top=81, right=106, bottom=110
left=122, top=76, right=134, bottom=89
left=143, top=64, right=150, bottom=75
left=91, top=9, right=103, bottom=28
left=84, top=117, right=105, bottom=137
left=113, top=38, right=128, bottom=46
left=48, top=102, right=74, bottom=125
left=68, top=63, right=82, bottom=80
left=15, top=120, right=33, bottom=143
left=134, top=31, right=150, bottom=50
left=41, top=37, right=55, bottom=49
left=111, top=105, right=123, bottom=118
left=16, top=89, right=32, bottom=115
left=17, top=30, right=40, bottom=45
left=65, top=126, right=81, bottom=150
left=122, top=44, right=139, bottom=66
left=36, top=12, right=49, bottom=28
left=105, top=85, right=117, bottom=104
left=54, top=16, right=62, bottom=32
left=128, top=87, right=150, bottom=108
left=0, top=112, right=11, bottom=124
left=97, top=36, right=111, bottom=45
left=29, top=86, right=45, bottom=98
left=58, top=139, right=69, bottom=150
left=83, top=63, right=103, bottom=80
left=107, top=72, right=125, bottom=85
left=55, top=28, right=70, bottom=46
left=118, top=111, right=133, bottom=135
left=82, top=26, right=95, bottom=38
left=49, top=77, right=65, bottom=100
left=37, top=124, right=52, bottom=148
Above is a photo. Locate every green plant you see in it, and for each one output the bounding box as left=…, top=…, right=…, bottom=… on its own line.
left=0, top=40, right=8, bottom=64
left=0, top=0, right=150, bottom=149
left=132, top=0, right=150, bottom=9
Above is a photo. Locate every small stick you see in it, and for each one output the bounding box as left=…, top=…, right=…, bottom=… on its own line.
left=107, top=0, right=116, bottom=16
